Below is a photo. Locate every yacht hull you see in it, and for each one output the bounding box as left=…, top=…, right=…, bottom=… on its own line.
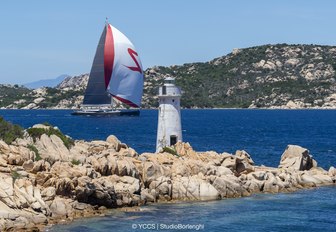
left=71, top=109, right=140, bottom=116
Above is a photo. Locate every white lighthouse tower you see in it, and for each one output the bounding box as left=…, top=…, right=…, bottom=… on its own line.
left=156, top=77, right=182, bottom=152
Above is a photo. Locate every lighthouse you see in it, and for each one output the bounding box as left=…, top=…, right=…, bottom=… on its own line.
left=156, top=77, right=182, bottom=152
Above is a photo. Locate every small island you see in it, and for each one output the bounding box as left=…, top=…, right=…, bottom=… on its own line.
left=0, top=118, right=335, bottom=231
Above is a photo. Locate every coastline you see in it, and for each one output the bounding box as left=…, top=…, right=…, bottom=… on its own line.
left=48, top=186, right=336, bottom=232
left=0, top=124, right=335, bottom=231
left=1, top=107, right=336, bottom=111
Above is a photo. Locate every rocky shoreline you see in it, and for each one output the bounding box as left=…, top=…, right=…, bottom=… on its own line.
left=0, top=124, right=335, bottom=231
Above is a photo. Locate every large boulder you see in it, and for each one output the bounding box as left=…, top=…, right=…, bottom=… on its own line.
left=148, top=176, right=172, bottom=201
left=235, top=150, right=255, bottom=175
left=75, top=176, right=117, bottom=207
left=211, top=175, right=246, bottom=198
left=278, top=145, right=316, bottom=171
left=106, top=135, right=122, bottom=151
left=49, top=197, right=74, bottom=218
left=172, top=176, right=219, bottom=201
left=35, top=134, right=70, bottom=162
left=221, top=152, right=255, bottom=175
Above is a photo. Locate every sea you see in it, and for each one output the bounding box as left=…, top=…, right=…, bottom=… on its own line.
left=0, top=109, right=335, bottom=231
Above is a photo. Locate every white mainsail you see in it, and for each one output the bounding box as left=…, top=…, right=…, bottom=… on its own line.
left=105, top=24, right=144, bottom=108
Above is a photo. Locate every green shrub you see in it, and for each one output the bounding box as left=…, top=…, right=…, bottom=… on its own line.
left=11, top=170, right=22, bottom=186
left=26, top=128, right=46, bottom=140
left=27, top=144, right=42, bottom=161
left=27, top=125, right=74, bottom=149
left=162, top=146, right=179, bottom=157
left=42, top=122, right=52, bottom=127
left=71, top=159, right=81, bottom=165
left=0, top=117, right=24, bottom=144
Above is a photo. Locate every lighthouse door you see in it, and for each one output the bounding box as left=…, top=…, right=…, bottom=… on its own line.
left=170, top=135, right=177, bottom=146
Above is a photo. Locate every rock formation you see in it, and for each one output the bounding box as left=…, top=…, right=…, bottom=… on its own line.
left=0, top=126, right=335, bottom=231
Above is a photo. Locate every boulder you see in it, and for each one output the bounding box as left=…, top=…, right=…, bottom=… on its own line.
left=43, top=176, right=75, bottom=196
left=31, top=160, right=51, bottom=173
left=41, top=187, right=56, bottom=201
left=216, top=166, right=233, bottom=176
left=32, top=124, right=51, bottom=130
left=50, top=197, right=74, bottom=218
left=221, top=155, right=237, bottom=171
left=328, top=166, right=336, bottom=177
left=148, top=176, right=172, bottom=200
left=111, top=175, right=140, bottom=194
left=174, top=142, right=197, bottom=158
left=235, top=151, right=255, bottom=175
left=75, top=176, right=117, bottom=207
left=172, top=176, right=219, bottom=201
left=106, top=135, right=122, bottom=151
left=235, top=150, right=254, bottom=165
left=140, top=159, right=171, bottom=187
left=0, top=174, right=16, bottom=208
left=35, top=134, right=70, bottom=162
left=262, top=172, right=280, bottom=193
left=7, top=154, right=24, bottom=166
left=140, top=188, right=156, bottom=203
left=0, top=140, right=10, bottom=153
left=278, top=145, right=315, bottom=171
left=0, top=156, right=8, bottom=167
left=211, top=175, right=245, bottom=198
left=22, top=160, right=34, bottom=172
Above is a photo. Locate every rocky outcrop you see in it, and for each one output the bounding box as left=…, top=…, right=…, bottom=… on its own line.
left=56, top=74, right=88, bottom=91
left=279, top=145, right=316, bottom=170
left=0, top=129, right=335, bottom=231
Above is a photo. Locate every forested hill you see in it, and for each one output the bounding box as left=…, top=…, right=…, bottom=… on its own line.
left=143, top=44, right=336, bottom=109
left=1, top=44, right=336, bottom=109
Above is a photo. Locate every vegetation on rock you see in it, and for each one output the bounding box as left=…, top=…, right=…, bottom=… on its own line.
left=27, top=144, right=42, bottom=161
left=11, top=170, right=22, bottom=185
left=163, top=146, right=180, bottom=157
left=0, top=84, right=31, bottom=108
left=0, top=117, right=24, bottom=144
left=71, top=158, right=81, bottom=165
left=27, top=125, right=74, bottom=149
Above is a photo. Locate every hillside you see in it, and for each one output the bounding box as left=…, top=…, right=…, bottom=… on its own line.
left=0, top=84, right=84, bottom=109
left=143, top=44, right=336, bottom=109
left=1, top=44, right=336, bottom=109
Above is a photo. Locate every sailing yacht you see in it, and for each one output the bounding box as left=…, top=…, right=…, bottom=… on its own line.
left=72, top=22, right=144, bottom=116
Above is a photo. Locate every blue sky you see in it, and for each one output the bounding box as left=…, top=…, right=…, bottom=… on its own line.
left=1, top=0, right=336, bottom=84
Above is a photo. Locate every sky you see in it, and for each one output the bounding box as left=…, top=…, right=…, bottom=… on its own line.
left=1, top=0, right=336, bottom=84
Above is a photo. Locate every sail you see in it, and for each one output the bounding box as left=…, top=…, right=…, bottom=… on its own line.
left=83, top=26, right=111, bottom=105
left=105, top=24, right=144, bottom=108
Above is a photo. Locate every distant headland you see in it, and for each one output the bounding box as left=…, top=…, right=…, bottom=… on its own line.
left=1, top=43, right=336, bottom=110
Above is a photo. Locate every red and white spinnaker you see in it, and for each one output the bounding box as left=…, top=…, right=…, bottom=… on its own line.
left=83, top=23, right=144, bottom=108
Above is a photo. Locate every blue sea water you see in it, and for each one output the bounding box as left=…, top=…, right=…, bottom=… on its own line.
left=47, top=186, right=336, bottom=232
left=0, top=109, right=335, bottom=231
